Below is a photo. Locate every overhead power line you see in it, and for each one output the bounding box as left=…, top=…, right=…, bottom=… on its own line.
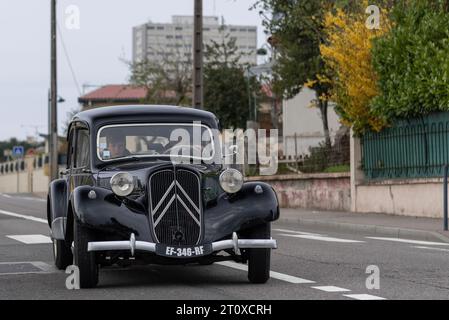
left=57, top=22, right=82, bottom=96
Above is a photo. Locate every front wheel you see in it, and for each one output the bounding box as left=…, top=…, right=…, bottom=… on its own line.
left=53, top=238, right=73, bottom=270
left=73, top=218, right=99, bottom=288
left=247, top=223, right=271, bottom=284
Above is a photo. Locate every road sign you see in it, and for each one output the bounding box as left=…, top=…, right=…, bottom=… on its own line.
left=12, top=146, right=24, bottom=159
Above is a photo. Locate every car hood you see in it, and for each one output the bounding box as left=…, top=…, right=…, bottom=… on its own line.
left=96, top=160, right=222, bottom=191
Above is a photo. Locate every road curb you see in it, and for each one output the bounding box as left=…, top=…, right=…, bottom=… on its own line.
left=277, top=216, right=449, bottom=244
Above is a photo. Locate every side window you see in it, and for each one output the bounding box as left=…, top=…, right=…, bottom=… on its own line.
left=67, top=129, right=76, bottom=169
left=75, top=129, right=90, bottom=168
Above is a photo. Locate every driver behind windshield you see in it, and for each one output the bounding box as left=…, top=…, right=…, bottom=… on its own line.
left=107, top=132, right=131, bottom=159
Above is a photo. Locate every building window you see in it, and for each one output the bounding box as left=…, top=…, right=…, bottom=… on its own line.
left=240, top=28, right=247, bottom=32
left=148, top=26, right=155, bottom=30
left=166, top=35, right=173, bottom=39
left=175, top=35, right=183, bottom=39
left=175, top=27, right=183, bottom=30
left=157, top=26, right=164, bottom=30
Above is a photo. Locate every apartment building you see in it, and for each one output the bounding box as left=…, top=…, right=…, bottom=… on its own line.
left=132, top=15, right=258, bottom=66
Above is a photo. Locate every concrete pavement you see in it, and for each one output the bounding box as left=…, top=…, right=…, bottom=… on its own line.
left=279, top=208, right=449, bottom=243
left=1, top=193, right=449, bottom=299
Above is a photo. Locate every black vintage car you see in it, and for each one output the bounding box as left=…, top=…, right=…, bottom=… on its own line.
left=47, top=105, right=279, bottom=288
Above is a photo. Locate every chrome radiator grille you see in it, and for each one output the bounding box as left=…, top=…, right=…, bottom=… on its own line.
left=149, top=169, right=202, bottom=245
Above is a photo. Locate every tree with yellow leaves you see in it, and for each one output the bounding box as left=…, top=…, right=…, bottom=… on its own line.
left=320, top=2, right=390, bottom=134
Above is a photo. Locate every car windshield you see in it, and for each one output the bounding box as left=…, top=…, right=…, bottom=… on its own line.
left=97, top=123, right=216, bottom=161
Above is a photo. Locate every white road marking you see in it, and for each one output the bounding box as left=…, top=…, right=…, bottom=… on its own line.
left=273, top=228, right=324, bottom=236
left=366, top=237, right=449, bottom=246
left=0, top=261, right=55, bottom=275
left=312, top=286, right=351, bottom=293
left=0, top=193, right=45, bottom=202
left=0, top=209, right=47, bottom=224
left=278, top=233, right=365, bottom=243
left=216, top=261, right=315, bottom=284
left=6, top=234, right=52, bottom=244
left=344, top=294, right=386, bottom=300
left=414, top=246, right=449, bottom=252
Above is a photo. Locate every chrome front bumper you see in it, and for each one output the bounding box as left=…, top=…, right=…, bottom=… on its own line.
left=87, top=232, right=277, bottom=257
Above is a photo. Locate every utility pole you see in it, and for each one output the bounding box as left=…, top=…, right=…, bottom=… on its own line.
left=50, top=0, right=58, bottom=181
left=193, top=0, right=203, bottom=109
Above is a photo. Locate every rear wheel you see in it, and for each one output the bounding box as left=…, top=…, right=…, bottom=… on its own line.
left=73, top=218, right=99, bottom=288
left=247, top=223, right=271, bottom=284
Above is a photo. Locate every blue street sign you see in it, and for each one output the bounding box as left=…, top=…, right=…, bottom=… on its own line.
left=12, top=146, right=24, bottom=158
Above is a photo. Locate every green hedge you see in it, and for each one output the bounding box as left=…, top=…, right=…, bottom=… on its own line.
left=371, top=1, right=449, bottom=124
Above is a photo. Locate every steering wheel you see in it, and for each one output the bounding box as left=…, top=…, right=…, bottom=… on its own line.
left=163, top=144, right=202, bottom=156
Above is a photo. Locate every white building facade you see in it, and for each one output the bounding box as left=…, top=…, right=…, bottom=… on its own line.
left=132, top=16, right=258, bottom=66
left=282, top=88, right=341, bottom=157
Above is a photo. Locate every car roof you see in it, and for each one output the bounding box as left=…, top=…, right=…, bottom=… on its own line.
left=72, top=105, right=220, bottom=130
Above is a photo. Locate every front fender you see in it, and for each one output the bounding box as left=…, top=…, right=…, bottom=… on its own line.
left=49, top=179, right=68, bottom=240
left=202, top=181, right=279, bottom=242
left=71, top=186, right=154, bottom=242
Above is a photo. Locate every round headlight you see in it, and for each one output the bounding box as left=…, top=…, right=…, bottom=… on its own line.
left=219, top=168, right=243, bottom=194
left=110, top=172, right=135, bottom=197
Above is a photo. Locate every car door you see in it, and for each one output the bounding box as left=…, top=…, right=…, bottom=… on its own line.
left=66, top=127, right=76, bottom=197
left=72, top=126, right=93, bottom=188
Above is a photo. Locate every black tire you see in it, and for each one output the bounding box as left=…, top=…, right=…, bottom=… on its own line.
left=49, top=196, right=73, bottom=270
left=247, top=223, right=271, bottom=284
left=53, top=238, right=73, bottom=270
left=73, top=218, right=99, bottom=288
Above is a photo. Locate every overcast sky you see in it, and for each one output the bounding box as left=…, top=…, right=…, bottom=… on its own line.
left=0, top=0, right=267, bottom=141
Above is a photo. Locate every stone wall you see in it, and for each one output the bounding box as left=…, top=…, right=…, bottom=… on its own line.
left=354, top=178, right=445, bottom=218
left=350, top=133, right=445, bottom=218
left=246, top=172, right=351, bottom=211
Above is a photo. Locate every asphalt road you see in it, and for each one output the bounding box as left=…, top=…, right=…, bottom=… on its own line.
left=0, top=193, right=449, bottom=300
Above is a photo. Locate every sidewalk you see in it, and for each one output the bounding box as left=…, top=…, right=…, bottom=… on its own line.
left=279, top=208, right=449, bottom=243
left=26, top=191, right=449, bottom=243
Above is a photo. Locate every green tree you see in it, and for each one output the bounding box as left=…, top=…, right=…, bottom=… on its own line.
left=204, top=34, right=259, bottom=129
left=252, top=0, right=398, bottom=140
left=253, top=0, right=335, bottom=147
left=371, top=0, right=449, bottom=123
left=127, top=42, right=193, bottom=106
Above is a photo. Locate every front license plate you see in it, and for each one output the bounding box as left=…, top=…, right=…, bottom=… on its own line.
left=156, top=244, right=213, bottom=258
